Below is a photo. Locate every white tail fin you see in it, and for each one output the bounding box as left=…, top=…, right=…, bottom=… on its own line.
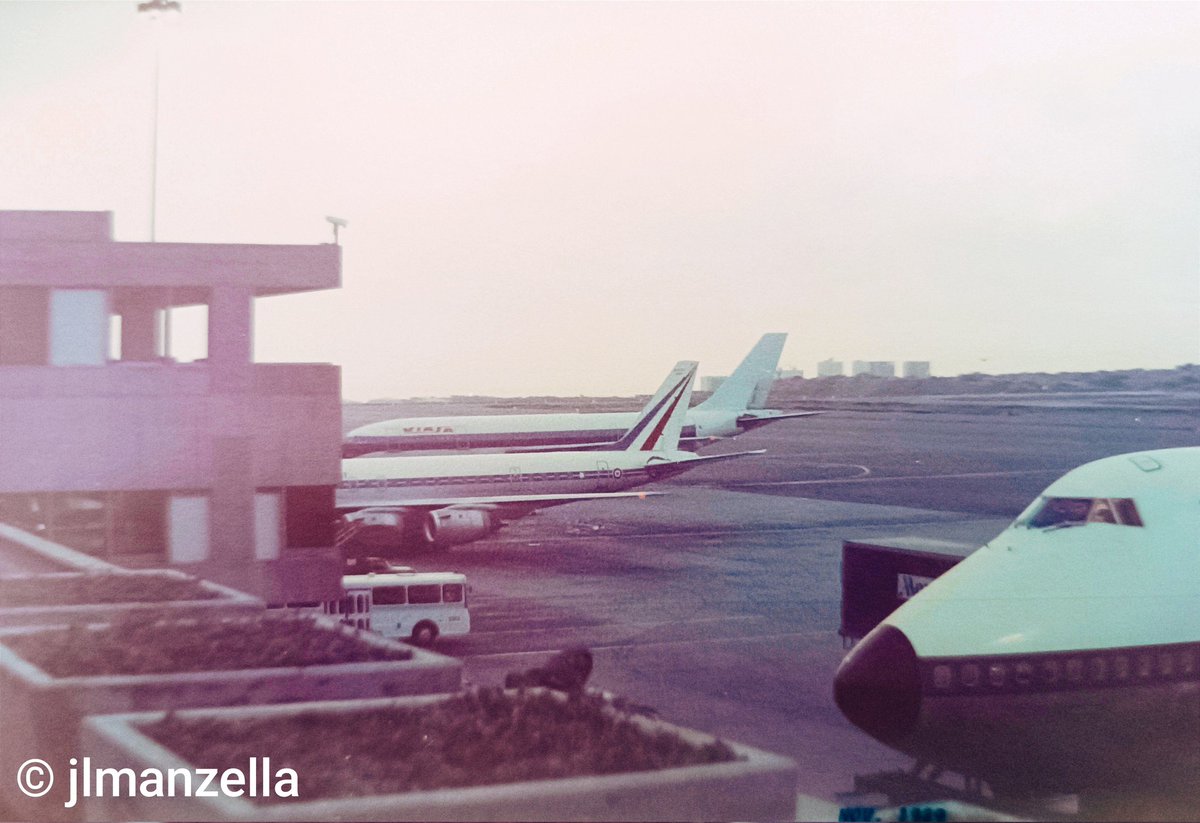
left=613, top=361, right=697, bottom=452
left=697, top=333, right=787, bottom=411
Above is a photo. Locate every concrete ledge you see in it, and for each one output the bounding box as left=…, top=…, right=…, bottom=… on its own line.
left=0, top=569, right=261, bottom=630
left=0, top=615, right=461, bottom=821
left=0, top=240, right=340, bottom=295
left=80, top=689, right=797, bottom=822
left=0, top=522, right=116, bottom=573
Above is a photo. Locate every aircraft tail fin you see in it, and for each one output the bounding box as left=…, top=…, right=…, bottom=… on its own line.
left=612, top=361, right=697, bottom=453
left=697, top=333, right=787, bottom=412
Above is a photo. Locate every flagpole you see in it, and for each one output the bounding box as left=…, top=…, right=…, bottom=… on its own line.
left=137, top=0, right=180, bottom=357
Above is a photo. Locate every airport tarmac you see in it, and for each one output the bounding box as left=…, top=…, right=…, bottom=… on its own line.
left=0, top=401, right=1188, bottom=816
left=413, top=404, right=1198, bottom=809
left=436, top=493, right=1008, bottom=804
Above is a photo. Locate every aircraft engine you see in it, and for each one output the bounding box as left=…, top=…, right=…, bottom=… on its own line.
left=339, top=508, right=414, bottom=551
left=422, top=508, right=499, bottom=546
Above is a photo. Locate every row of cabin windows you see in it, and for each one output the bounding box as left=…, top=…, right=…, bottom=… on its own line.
left=341, top=470, right=630, bottom=489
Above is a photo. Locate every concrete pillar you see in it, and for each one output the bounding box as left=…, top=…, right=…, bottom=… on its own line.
left=208, top=285, right=253, bottom=393
left=119, top=294, right=163, bottom=362
left=209, top=436, right=254, bottom=565
left=0, top=287, right=49, bottom=365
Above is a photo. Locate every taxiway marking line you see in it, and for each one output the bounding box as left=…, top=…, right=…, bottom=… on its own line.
left=460, top=629, right=831, bottom=660
left=469, top=615, right=761, bottom=638
left=730, top=468, right=1061, bottom=487
left=485, top=516, right=976, bottom=544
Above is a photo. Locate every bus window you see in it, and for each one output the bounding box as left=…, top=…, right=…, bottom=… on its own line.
left=408, top=584, right=441, bottom=604
left=373, top=586, right=407, bottom=605
left=442, top=583, right=464, bottom=603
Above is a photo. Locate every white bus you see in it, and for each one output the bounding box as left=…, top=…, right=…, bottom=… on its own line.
left=323, top=570, right=470, bottom=646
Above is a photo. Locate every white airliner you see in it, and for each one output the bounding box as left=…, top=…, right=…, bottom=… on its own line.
left=342, top=333, right=818, bottom=457
left=336, top=361, right=763, bottom=552
left=834, top=447, right=1200, bottom=794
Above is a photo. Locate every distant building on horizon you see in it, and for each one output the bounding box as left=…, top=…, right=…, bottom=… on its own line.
left=776, top=367, right=804, bottom=379
left=852, top=360, right=895, bottom=378
left=902, top=361, right=932, bottom=378
left=817, top=358, right=844, bottom=377
left=700, top=375, right=726, bottom=393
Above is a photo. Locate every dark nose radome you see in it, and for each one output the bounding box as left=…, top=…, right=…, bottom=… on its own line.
left=834, top=624, right=921, bottom=745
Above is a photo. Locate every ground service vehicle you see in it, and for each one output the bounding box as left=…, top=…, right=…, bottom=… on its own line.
left=323, top=570, right=470, bottom=646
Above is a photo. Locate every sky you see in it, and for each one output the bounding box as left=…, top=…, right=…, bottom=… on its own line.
left=2, top=1, right=1197, bottom=400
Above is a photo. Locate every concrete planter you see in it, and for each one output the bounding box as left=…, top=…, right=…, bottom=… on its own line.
left=0, top=616, right=462, bottom=821
left=0, top=569, right=262, bottom=629
left=79, top=690, right=797, bottom=822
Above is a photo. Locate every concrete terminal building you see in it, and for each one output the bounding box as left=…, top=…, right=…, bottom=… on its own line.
left=0, top=211, right=342, bottom=603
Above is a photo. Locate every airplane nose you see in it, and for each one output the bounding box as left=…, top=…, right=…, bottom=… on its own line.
left=834, top=624, right=921, bottom=746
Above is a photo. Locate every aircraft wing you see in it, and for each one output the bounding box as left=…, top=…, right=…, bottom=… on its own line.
left=335, top=490, right=665, bottom=518
left=735, top=410, right=823, bottom=430
left=679, top=448, right=767, bottom=465
left=642, top=448, right=767, bottom=480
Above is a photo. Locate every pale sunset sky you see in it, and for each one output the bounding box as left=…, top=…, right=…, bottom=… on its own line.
left=2, top=1, right=1197, bottom=399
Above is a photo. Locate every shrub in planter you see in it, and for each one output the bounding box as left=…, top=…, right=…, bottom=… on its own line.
left=0, top=569, right=261, bottom=629
left=3, top=612, right=413, bottom=676
left=0, top=613, right=462, bottom=821
left=81, top=688, right=798, bottom=821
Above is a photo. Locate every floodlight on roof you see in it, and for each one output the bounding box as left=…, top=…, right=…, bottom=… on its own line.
left=326, top=216, right=348, bottom=245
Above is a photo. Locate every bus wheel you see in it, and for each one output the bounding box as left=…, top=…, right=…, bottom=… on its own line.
left=411, top=621, right=439, bottom=647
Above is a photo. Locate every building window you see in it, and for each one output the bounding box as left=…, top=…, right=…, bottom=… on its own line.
left=0, top=490, right=170, bottom=561
left=169, top=494, right=211, bottom=563
left=43, top=492, right=108, bottom=554
left=255, top=491, right=282, bottom=560
left=169, top=303, right=209, bottom=363
left=109, top=491, right=168, bottom=557
left=50, top=290, right=108, bottom=366
left=284, top=485, right=336, bottom=549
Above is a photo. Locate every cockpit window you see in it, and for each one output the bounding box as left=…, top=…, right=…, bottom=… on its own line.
left=1113, top=498, right=1144, bottom=527
left=1026, top=497, right=1143, bottom=528
left=1087, top=499, right=1116, bottom=524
